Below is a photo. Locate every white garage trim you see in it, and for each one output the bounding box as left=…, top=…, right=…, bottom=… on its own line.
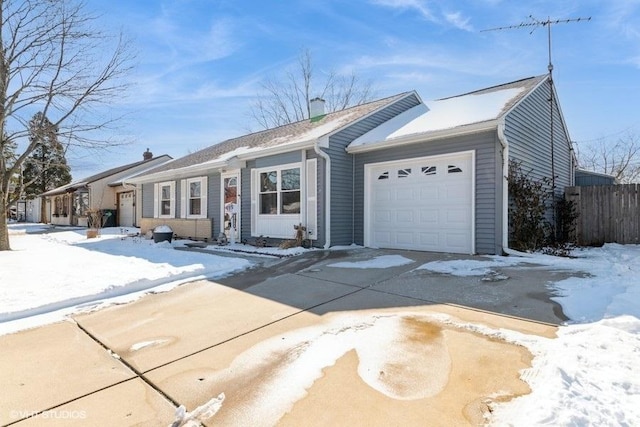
left=364, top=150, right=475, bottom=254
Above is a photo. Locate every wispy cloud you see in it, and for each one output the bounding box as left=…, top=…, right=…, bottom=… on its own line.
left=444, top=11, right=474, bottom=31
left=369, top=0, right=436, bottom=21
left=369, top=0, right=475, bottom=32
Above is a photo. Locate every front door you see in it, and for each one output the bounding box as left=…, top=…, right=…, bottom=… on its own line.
left=221, top=171, right=241, bottom=243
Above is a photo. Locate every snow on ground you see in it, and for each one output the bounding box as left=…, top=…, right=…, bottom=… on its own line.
left=419, top=246, right=640, bottom=426
left=2, top=223, right=639, bottom=426
left=0, top=224, right=253, bottom=335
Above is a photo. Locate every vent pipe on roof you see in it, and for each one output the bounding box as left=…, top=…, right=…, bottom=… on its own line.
left=309, top=97, right=326, bottom=121
left=143, top=148, right=153, bottom=161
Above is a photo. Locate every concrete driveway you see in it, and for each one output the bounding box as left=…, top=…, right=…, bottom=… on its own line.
left=0, top=248, right=573, bottom=426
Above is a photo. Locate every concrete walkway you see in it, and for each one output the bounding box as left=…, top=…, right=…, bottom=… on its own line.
left=0, top=248, right=572, bottom=426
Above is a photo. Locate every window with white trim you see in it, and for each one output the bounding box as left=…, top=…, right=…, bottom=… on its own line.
left=258, top=167, right=301, bottom=215
left=183, top=177, right=207, bottom=218
left=156, top=181, right=175, bottom=218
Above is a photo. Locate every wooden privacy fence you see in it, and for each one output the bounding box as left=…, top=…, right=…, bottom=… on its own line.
left=565, top=184, right=640, bottom=246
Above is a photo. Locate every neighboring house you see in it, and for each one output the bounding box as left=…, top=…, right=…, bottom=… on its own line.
left=574, top=169, right=617, bottom=186
left=42, top=150, right=172, bottom=228
left=131, top=75, right=574, bottom=255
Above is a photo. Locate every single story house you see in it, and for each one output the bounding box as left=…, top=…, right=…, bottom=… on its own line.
left=42, top=150, right=172, bottom=227
left=131, top=75, right=575, bottom=254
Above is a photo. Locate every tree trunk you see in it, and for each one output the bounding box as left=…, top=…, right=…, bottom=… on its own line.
left=0, top=196, right=10, bottom=251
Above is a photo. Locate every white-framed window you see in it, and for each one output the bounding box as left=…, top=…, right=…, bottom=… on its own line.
left=154, top=181, right=175, bottom=218
left=181, top=177, right=207, bottom=219
left=258, top=166, right=300, bottom=215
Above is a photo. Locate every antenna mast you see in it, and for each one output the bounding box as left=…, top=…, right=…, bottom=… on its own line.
left=482, top=16, right=590, bottom=240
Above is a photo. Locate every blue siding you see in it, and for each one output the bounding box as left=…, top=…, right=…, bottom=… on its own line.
left=506, top=79, right=574, bottom=195
left=354, top=131, right=501, bottom=254
left=325, top=94, right=422, bottom=246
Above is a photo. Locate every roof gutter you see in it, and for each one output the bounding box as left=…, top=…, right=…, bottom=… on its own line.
left=313, top=142, right=331, bottom=249
left=497, top=119, right=510, bottom=255
left=128, top=140, right=316, bottom=184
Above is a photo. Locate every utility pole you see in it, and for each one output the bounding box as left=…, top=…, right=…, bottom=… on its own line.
left=482, top=16, right=590, bottom=240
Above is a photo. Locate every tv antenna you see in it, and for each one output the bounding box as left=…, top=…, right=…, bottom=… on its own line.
left=482, top=16, right=591, bottom=240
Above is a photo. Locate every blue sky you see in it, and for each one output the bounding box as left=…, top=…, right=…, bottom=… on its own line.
left=74, top=0, right=640, bottom=178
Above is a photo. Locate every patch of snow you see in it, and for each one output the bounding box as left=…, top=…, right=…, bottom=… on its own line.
left=130, top=339, right=169, bottom=352
left=327, top=254, right=414, bottom=269
left=153, top=225, right=173, bottom=233
left=170, top=393, right=225, bottom=427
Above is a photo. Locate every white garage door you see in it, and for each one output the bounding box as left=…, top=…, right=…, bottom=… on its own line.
left=365, top=152, right=474, bottom=254
left=118, top=191, right=135, bottom=227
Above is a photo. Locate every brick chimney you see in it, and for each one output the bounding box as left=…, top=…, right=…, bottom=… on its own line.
left=309, top=97, right=326, bottom=121
left=143, top=148, right=153, bottom=161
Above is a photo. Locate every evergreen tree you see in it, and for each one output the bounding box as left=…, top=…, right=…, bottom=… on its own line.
left=22, top=113, right=72, bottom=199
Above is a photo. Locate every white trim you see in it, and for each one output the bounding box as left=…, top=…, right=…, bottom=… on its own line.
left=498, top=120, right=509, bottom=254
left=306, top=158, right=318, bottom=240
left=182, top=176, right=208, bottom=219
left=251, top=162, right=302, bottom=238
left=363, top=150, right=475, bottom=254
left=156, top=181, right=175, bottom=218
left=221, top=170, right=241, bottom=243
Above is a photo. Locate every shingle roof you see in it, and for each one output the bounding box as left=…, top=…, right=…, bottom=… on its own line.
left=42, top=155, right=172, bottom=196
left=137, top=91, right=415, bottom=177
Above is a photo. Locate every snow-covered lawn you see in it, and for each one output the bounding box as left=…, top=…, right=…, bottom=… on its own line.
left=1, top=223, right=639, bottom=425
left=1, top=225, right=255, bottom=334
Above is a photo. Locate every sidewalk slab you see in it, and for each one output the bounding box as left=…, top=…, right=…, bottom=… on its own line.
left=145, top=289, right=556, bottom=426
left=73, top=277, right=357, bottom=373
left=0, top=322, right=134, bottom=426
left=10, top=378, right=175, bottom=427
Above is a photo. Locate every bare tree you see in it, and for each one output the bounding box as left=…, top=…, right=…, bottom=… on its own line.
left=0, top=0, right=133, bottom=250
left=576, top=132, right=640, bottom=184
left=249, top=48, right=375, bottom=129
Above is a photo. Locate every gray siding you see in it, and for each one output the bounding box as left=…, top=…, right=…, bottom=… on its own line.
left=325, top=94, right=422, bottom=246
left=506, top=79, right=574, bottom=195
left=209, top=173, right=221, bottom=236
left=354, top=130, right=501, bottom=255
left=142, top=183, right=154, bottom=217
left=575, top=170, right=616, bottom=186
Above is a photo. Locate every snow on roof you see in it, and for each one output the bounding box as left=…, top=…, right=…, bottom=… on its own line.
left=349, top=86, right=527, bottom=149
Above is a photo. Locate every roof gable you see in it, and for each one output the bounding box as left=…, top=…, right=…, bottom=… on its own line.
left=348, top=76, right=546, bottom=151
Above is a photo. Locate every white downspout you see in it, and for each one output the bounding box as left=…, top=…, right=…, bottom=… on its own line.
left=314, top=142, right=331, bottom=249
left=497, top=120, right=510, bottom=254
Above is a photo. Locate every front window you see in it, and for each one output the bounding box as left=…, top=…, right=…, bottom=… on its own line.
left=259, top=167, right=300, bottom=215
left=156, top=181, right=175, bottom=218
left=160, top=184, right=172, bottom=216
left=189, top=181, right=201, bottom=215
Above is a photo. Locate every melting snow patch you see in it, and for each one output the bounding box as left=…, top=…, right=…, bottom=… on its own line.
left=327, top=254, right=414, bottom=269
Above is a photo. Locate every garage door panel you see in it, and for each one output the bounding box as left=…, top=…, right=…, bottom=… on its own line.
left=373, top=210, right=392, bottom=224
left=373, top=231, right=392, bottom=245
left=419, top=209, right=439, bottom=224
left=367, top=152, right=473, bottom=254
left=397, top=188, right=415, bottom=200
left=396, top=232, right=415, bottom=245
left=374, top=189, right=392, bottom=202
left=396, top=210, right=414, bottom=223
left=445, top=208, right=468, bottom=225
